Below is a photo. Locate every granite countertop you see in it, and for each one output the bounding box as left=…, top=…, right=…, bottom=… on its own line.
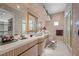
left=0, top=34, right=48, bottom=55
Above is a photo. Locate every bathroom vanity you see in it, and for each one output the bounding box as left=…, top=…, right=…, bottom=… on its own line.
left=0, top=34, right=49, bottom=56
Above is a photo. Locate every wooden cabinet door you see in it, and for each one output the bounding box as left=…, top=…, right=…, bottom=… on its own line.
left=38, top=42, right=44, bottom=56
left=20, top=45, right=38, bottom=56
left=1, top=50, right=14, bottom=56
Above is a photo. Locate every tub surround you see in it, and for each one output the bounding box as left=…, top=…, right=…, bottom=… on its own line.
left=0, top=34, right=48, bottom=56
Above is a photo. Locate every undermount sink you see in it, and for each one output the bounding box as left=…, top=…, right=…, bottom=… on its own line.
left=34, top=33, right=42, bottom=37
left=0, top=49, right=2, bottom=51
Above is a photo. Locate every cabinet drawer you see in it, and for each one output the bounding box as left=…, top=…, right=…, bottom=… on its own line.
left=27, top=40, right=38, bottom=48
left=1, top=50, right=14, bottom=56
left=14, top=47, right=21, bottom=56
left=14, top=44, right=29, bottom=56
left=20, top=45, right=38, bottom=56
left=20, top=49, right=30, bottom=56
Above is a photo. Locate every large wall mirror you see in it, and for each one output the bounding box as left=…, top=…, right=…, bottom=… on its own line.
left=22, top=12, right=38, bottom=34
left=0, top=9, right=13, bottom=36
left=28, top=12, right=38, bottom=34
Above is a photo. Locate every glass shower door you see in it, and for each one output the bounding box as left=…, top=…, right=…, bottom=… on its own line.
left=65, top=11, right=72, bottom=47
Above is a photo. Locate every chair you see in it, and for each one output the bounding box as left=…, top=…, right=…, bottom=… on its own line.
left=45, top=36, right=57, bottom=47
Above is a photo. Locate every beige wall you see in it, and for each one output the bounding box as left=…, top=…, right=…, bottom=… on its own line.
left=64, top=3, right=79, bottom=55
left=72, top=4, right=79, bottom=56
left=45, top=12, right=64, bottom=41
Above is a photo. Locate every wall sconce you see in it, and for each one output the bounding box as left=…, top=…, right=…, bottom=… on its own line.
left=16, top=5, right=20, bottom=9
left=54, top=21, right=59, bottom=26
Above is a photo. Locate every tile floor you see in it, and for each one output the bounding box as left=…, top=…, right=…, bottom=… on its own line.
left=41, top=40, right=71, bottom=56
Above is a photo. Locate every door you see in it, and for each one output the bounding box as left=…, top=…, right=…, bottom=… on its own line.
left=65, top=11, right=72, bottom=48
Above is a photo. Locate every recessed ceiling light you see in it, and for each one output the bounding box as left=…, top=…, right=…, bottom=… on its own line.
left=2, top=12, right=6, bottom=15
left=54, top=21, right=59, bottom=26
left=17, top=5, right=20, bottom=9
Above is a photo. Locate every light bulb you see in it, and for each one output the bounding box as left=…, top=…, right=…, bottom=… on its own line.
left=17, top=5, right=20, bottom=9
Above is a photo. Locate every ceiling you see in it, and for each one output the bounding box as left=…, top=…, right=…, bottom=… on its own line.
left=43, top=3, right=67, bottom=15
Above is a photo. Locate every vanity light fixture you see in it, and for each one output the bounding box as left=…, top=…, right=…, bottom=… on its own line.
left=17, top=5, right=20, bottom=9
left=54, top=21, right=59, bottom=26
